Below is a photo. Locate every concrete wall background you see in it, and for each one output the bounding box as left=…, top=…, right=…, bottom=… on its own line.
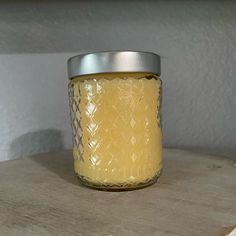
left=0, top=0, right=236, bottom=161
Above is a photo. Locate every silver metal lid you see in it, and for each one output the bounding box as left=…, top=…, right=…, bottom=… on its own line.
left=67, top=51, right=161, bottom=79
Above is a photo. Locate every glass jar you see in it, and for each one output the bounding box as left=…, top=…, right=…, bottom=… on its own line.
left=67, top=51, right=162, bottom=190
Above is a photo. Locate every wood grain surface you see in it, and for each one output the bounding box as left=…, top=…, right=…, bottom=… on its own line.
left=0, top=149, right=235, bottom=236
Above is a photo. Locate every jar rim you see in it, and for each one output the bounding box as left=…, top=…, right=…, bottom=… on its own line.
left=67, top=50, right=161, bottom=79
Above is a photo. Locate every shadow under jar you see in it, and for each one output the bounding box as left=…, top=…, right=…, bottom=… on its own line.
left=67, top=51, right=162, bottom=190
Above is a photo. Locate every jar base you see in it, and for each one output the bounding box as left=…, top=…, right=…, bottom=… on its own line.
left=75, top=169, right=162, bottom=191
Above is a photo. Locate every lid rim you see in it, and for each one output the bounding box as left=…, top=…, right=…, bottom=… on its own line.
left=67, top=50, right=161, bottom=79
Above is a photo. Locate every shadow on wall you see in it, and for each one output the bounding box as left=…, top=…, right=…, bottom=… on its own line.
left=9, top=129, right=78, bottom=185
left=9, top=129, right=64, bottom=160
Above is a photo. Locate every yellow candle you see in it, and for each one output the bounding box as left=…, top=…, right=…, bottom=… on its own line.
left=69, top=73, right=162, bottom=189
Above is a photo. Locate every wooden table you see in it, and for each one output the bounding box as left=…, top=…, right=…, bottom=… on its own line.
left=0, top=149, right=235, bottom=236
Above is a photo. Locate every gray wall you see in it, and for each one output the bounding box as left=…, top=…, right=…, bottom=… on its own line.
left=0, top=0, right=236, bottom=161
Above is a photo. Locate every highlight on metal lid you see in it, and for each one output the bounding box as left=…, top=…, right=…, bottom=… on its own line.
left=67, top=51, right=161, bottom=79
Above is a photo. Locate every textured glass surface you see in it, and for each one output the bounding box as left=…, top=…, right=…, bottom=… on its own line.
left=68, top=73, right=162, bottom=190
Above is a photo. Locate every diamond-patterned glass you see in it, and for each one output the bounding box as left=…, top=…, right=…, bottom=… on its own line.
left=68, top=73, right=162, bottom=190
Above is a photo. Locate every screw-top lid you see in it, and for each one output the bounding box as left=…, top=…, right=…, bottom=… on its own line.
left=67, top=51, right=161, bottom=79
